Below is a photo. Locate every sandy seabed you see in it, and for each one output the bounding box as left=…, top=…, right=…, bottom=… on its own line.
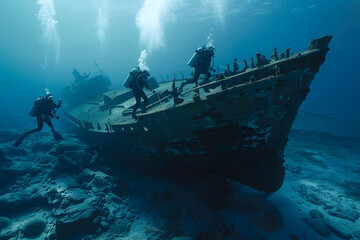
left=0, top=117, right=359, bottom=240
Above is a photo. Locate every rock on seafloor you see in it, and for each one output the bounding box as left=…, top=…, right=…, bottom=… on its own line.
left=0, top=217, right=11, bottom=231
left=22, top=218, right=46, bottom=238
left=55, top=201, right=102, bottom=239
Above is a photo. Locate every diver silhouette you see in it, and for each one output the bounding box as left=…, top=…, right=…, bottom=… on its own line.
left=180, top=45, right=215, bottom=93
left=13, top=93, right=63, bottom=147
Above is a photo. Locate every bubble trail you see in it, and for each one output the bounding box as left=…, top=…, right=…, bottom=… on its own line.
left=96, top=0, right=109, bottom=48
left=138, top=49, right=150, bottom=72
left=37, top=0, right=61, bottom=64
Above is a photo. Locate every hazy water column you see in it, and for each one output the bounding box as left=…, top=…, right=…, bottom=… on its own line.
left=37, top=0, right=61, bottom=64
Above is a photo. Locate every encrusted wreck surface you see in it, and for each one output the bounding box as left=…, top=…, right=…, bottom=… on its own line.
left=63, top=35, right=332, bottom=192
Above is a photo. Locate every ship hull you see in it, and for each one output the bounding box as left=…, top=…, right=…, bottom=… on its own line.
left=64, top=36, right=332, bottom=192
left=75, top=69, right=313, bottom=192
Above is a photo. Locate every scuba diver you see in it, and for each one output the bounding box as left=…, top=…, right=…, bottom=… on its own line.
left=124, top=67, right=155, bottom=120
left=179, top=45, right=215, bottom=93
left=13, top=93, right=63, bottom=147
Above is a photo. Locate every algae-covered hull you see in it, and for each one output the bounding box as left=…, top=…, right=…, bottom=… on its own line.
left=64, top=36, right=332, bottom=192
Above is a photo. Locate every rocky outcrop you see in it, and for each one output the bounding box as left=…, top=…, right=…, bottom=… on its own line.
left=55, top=199, right=103, bottom=239
left=0, top=192, right=47, bottom=217
left=22, top=218, right=46, bottom=238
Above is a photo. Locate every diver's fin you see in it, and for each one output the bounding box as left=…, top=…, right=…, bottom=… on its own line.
left=13, top=136, right=25, bottom=147
left=52, top=130, right=63, bottom=142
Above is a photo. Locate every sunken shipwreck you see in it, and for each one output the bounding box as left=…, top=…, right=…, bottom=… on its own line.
left=62, top=35, right=332, bottom=193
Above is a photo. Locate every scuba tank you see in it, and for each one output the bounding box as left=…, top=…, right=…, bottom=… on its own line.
left=29, top=107, right=37, bottom=117
left=187, top=47, right=204, bottom=67
left=147, top=77, right=159, bottom=90
left=187, top=52, right=199, bottom=67
left=123, top=68, right=139, bottom=88
left=29, top=97, right=43, bottom=117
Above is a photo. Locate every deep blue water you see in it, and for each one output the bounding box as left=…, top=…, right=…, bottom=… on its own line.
left=1, top=2, right=360, bottom=239
left=0, top=0, right=359, bottom=128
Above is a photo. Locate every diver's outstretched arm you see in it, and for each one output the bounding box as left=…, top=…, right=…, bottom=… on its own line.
left=51, top=98, right=62, bottom=108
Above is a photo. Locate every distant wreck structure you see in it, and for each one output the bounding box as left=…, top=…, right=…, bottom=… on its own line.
left=63, top=36, right=332, bottom=193
left=63, top=62, right=111, bottom=106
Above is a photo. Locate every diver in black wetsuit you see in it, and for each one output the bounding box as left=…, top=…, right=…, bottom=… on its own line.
left=179, top=45, right=215, bottom=93
left=13, top=94, right=63, bottom=147
left=129, top=68, right=154, bottom=120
